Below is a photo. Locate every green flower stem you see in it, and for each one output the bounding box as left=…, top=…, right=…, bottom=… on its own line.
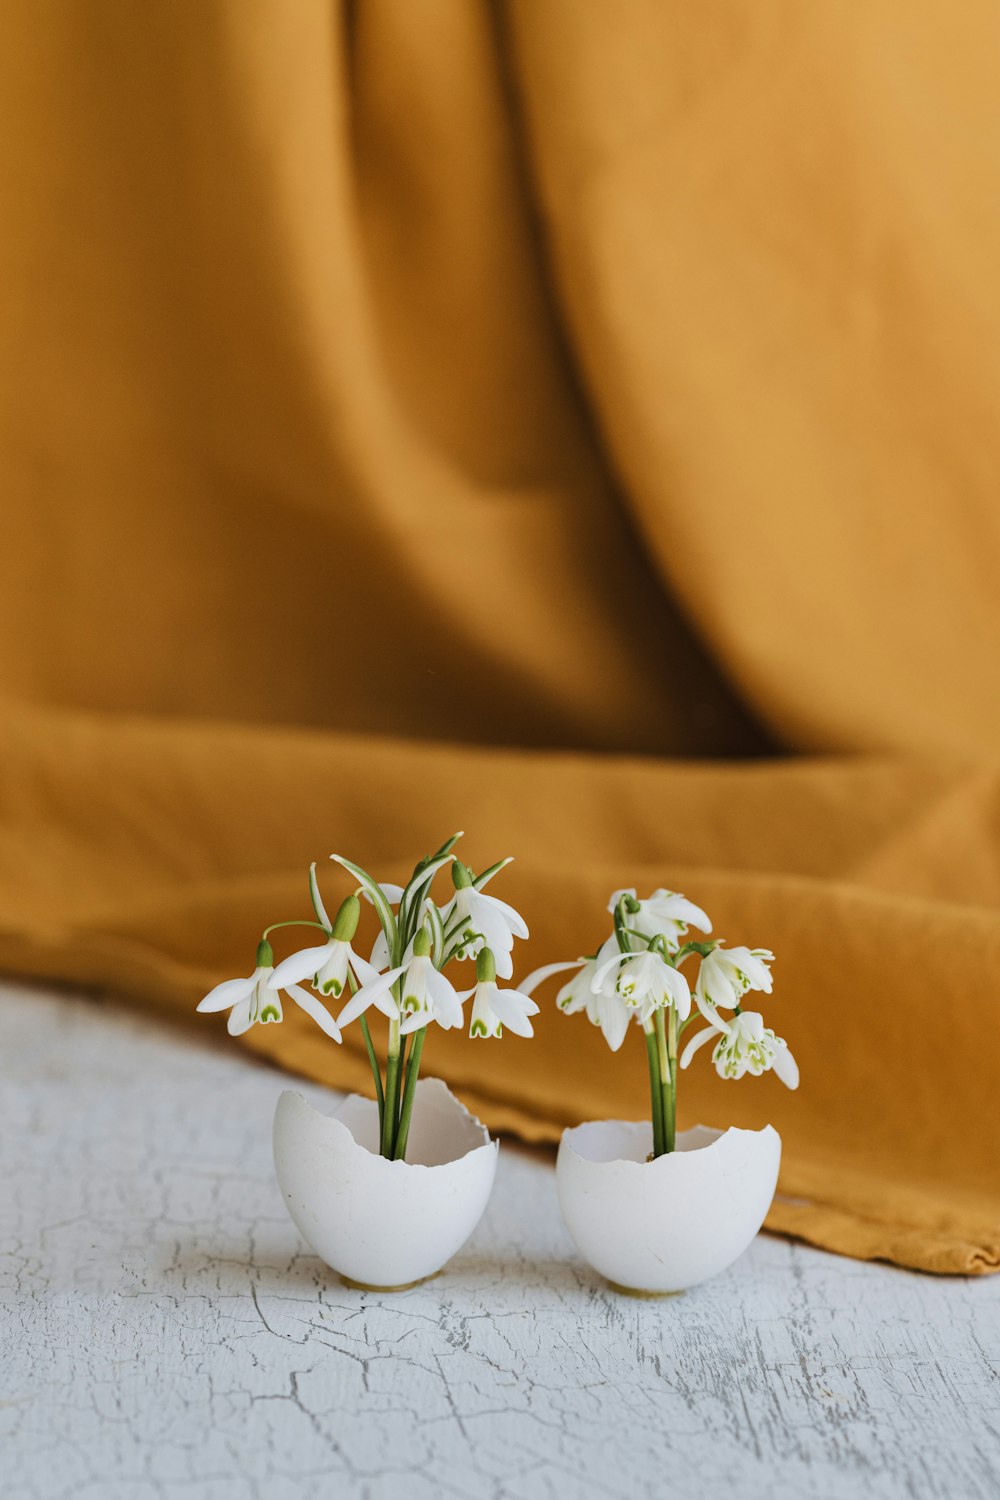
left=261, top=919, right=329, bottom=938
left=654, top=1008, right=673, bottom=1155
left=393, top=1026, right=426, bottom=1160
left=346, top=969, right=385, bottom=1138
left=665, top=1005, right=679, bottom=1153
left=359, top=1014, right=384, bottom=1137
left=382, top=1014, right=401, bottom=1158
left=614, top=895, right=673, bottom=1158
left=396, top=1030, right=408, bottom=1137
left=644, top=1025, right=665, bottom=1158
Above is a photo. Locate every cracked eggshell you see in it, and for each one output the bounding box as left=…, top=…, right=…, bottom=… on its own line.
left=273, top=1076, right=498, bottom=1288
left=556, top=1121, right=781, bottom=1294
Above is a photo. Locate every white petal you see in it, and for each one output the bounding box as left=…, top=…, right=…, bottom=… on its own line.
left=464, top=900, right=516, bottom=954
left=399, top=1010, right=429, bottom=1036
left=697, top=958, right=738, bottom=1013
left=665, top=966, right=692, bottom=1019
left=591, top=951, right=631, bottom=992
left=518, top=959, right=584, bottom=996
left=737, top=951, right=774, bottom=992
left=469, top=987, right=502, bottom=1038
left=316, top=944, right=351, bottom=996
left=557, top=971, right=592, bottom=1014
left=596, top=993, right=631, bottom=1052
left=197, top=975, right=255, bottom=1013
left=694, top=988, right=732, bottom=1034
left=493, top=946, right=514, bottom=980
left=373, top=987, right=401, bottom=1019
left=426, top=968, right=464, bottom=1026
left=336, top=965, right=405, bottom=1027
left=489, top=990, right=534, bottom=1038
left=369, top=929, right=391, bottom=970
left=270, top=942, right=334, bottom=988
left=679, top=1026, right=717, bottom=1069
left=425, top=965, right=458, bottom=1004
left=288, top=984, right=342, bottom=1042
left=475, top=891, right=529, bottom=939
left=226, top=996, right=256, bottom=1035
left=673, top=898, right=712, bottom=934
left=772, top=1042, right=799, bottom=1090
left=350, top=952, right=382, bottom=987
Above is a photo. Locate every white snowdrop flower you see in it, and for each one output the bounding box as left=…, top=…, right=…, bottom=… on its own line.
left=197, top=940, right=342, bottom=1041
left=592, top=945, right=692, bottom=1021
left=608, top=888, right=711, bottom=951
left=466, top=950, right=540, bottom=1039
left=693, top=945, right=775, bottom=1030
left=270, top=896, right=381, bottom=997
left=397, top=931, right=466, bottom=1036
left=440, top=864, right=528, bottom=979
left=522, top=937, right=654, bottom=1051
left=680, top=1010, right=798, bottom=1088
left=555, top=939, right=633, bottom=1050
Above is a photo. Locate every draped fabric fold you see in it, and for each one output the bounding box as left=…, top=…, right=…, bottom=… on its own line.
left=2, top=0, right=999, bottom=1273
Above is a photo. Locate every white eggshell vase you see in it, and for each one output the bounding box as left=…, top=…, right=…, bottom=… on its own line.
left=557, top=1120, right=780, bottom=1295
left=273, top=1077, right=498, bottom=1290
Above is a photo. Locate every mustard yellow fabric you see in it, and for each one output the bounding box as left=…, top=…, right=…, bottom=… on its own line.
left=2, top=0, right=999, bottom=1275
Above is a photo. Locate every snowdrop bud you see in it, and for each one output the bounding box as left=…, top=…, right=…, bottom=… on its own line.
left=331, top=895, right=361, bottom=942
left=451, top=862, right=475, bottom=890
left=256, top=938, right=274, bottom=968
left=476, top=948, right=497, bottom=984
left=412, top=926, right=433, bottom=958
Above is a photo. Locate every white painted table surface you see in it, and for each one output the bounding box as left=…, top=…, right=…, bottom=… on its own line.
left=3, top=983, right=999, bottom=1500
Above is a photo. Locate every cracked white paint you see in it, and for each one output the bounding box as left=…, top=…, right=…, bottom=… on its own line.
left=2, top=982, right=998, bottom=1500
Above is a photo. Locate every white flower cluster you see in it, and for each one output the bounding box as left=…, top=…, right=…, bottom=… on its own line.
left=523, top=888, right=797, bottom=1088
left=197, top=843, right=537, bottom=1044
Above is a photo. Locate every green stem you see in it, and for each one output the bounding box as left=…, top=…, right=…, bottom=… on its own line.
left=359, top=1014, right=384, bottom=1137
left=645, top=1025, right=665, bottom=1158
left=654, top=1008, right=672, bottom=1156
left=393, top=1026, right=426, bottom=1160
left=665, top=1005, right=678, bottom=1153
left=395, top=1030, right=408, bottom=1140
left=262, top=919, right=329, bottom=938
left=382, top=1015, right=401, bottom=1158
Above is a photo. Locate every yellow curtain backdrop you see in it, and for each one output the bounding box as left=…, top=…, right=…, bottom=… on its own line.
left=2, top=0, right=999, bottom=1275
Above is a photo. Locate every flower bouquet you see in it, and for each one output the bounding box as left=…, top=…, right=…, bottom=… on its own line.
left=523, top=888, right=798, bottom=1295
left=198, top=833, right=538, bottom=1290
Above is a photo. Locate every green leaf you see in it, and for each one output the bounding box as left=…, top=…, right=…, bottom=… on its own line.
left=424, top=901, right=446, bottom=966
left=308, top=862, right=331, bottom=928
left=330, top=854, right=397, bottom=948
left=400, top=851, right=458, bottom=944
left=473, top=856, right=512, bottom=891
left=428, top=830, right=464, bottom=863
